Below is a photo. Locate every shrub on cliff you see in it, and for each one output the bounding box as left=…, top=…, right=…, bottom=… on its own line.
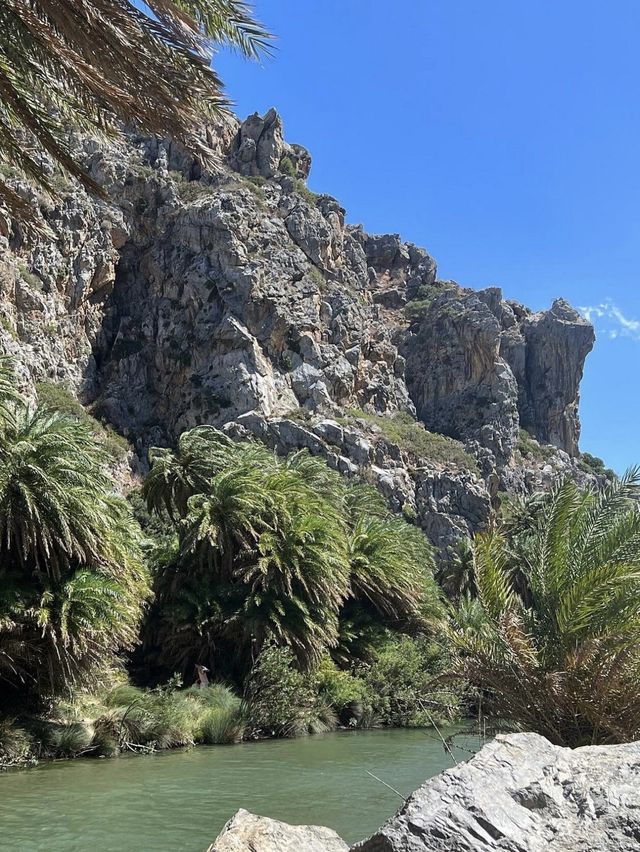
left=451, top=471, right=640, bottom=746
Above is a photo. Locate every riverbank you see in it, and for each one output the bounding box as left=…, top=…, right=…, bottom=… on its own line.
left=1, top=640, right=464, bottom=771
left=0, top=682, right=465, bottom=773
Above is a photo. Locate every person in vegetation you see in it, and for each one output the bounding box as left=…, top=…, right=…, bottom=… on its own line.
left=195, top=664, right=210, bottom=688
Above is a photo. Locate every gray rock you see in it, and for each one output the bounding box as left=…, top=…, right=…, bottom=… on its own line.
left=207, top=809, right=348, bottom=852
left=404, top=288, right=520, bottom=466
left=518, top=298, right=595, bottom=455
left=225, top=412, right=491, bottom=557
left=229, top=108, right=285, bottom=178
left=0, top=108, right=597, bottom=522
left=353, top=732, right=640, bottom=851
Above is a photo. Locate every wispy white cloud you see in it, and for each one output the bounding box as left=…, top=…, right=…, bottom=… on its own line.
left=578, top=300, right=640, bottom=342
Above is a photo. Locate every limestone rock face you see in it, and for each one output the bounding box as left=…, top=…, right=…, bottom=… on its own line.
left=207, top=809, right=348, bottom=852
left=224, top=412, right=492, bottom=556
left=404, top=288, right=520, bottom=466
left=352, top=733, right=640, bottom=852
left=519, top=298, right=595, bottom=455
left=0, top=109, right=600, bottom=551
left=404, top=287, right=595, bottom=465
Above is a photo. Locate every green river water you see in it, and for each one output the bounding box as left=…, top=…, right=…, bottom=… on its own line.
left=0, top=728, right=475, bottom=851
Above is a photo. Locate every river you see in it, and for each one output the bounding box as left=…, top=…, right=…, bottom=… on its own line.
left=0, top=728, right=476, bottom=851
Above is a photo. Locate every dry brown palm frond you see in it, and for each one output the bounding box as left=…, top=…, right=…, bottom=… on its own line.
left=0, top=0, right=271, bottom=225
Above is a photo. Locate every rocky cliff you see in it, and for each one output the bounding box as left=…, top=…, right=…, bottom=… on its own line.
left=0, top=109, right=599, bottom=555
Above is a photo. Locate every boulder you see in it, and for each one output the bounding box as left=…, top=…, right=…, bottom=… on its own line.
left=206, top=808, right=348, bottom=852
left=353, top=732, right=640, bottom=851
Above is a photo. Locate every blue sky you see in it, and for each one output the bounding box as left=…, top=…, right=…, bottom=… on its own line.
left=217, top=0, right=639, bottom=473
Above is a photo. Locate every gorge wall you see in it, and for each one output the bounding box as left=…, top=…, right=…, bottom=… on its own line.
left=0, top=110, right=599, bottom=555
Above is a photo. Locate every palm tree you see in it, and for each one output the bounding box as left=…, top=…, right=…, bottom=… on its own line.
left=0, top=377, right=148, bottom=704
left=0, top=0, right=270, bottom=223
left=143, top=425, right=269, bottom=521
left=143, top=436, right=351, bottom=676
left=451, top=471, right=640, bottom=746
left=438, top=538, right=476, bottom=600
left=140, top=427, right=442, bottom=682
left=338, top=515, right=441, bottom=662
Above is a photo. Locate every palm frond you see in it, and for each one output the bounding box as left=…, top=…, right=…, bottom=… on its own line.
left=0, top=0, right=271, bottom=224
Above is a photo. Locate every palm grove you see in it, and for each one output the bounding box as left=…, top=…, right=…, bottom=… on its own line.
left=1, top=354, right=640, bottom=763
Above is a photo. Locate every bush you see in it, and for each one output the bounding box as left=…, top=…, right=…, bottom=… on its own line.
left=245, top=647, right=337, bottom=738
left=316, top=658, right=373, bottom=727
left=35, top=381, right=131, bottom=461
left=237, top=174, right=266, bottom=203
left=516, top=428, right=556, bottom=461
left=579, top=451, right=616, bottom=479
left=295, top=179, right=319, bottom=205
left=278, top=155, right=296, bottom=177
left=189, top=684, right=246, bottom=744
left=198, top=705, right=245, bottom=744
left=341, top=409, right=479, bottom=473
left=0, top=718, right=33, bottom=766
left=451, top=474, right=640, bottom=746
left=51, top=722, right=93, bottom=757
left=359, top=635, right=461, bottom=728
left=175, top=181, right=217, bottom=203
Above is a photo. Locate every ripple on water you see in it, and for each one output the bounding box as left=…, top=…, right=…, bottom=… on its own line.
left=0, top=728, right=476, bottom=851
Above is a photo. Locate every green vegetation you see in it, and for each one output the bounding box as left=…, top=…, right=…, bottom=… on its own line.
left=140, top=426, right=441, bottom=681
left=341, top=409, right=479, bottom=474
left=450, top=471, right=640, bottom=746
left=579, top=451, right=617, bottom=480
left=35, top=381, right=131, bottom=461
left=17, top=262, right=43, bottom=291
left=308, top=265, right=326, bottom=289
left=0, top=389, right=452, bottom=766
left=295, top=179, right=320, bottom=205
left=0, top=361, right=148, bottom=712
left=239, top=175, right=267, bottom=204
left=278, top=155, right=296, bottom=177
left=404, top=282, right=457, bottom=322
left=0, top=680, right=246, bottom=765
left=171, top=173, right=218, bottom=204
left=516, top=427, right=557, bottom=461
left=3, top=355, right=638, bottom=766
left=279, top=155, right=320, bottom=203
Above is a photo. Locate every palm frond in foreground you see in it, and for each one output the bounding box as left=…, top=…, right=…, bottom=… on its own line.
left=0, top=0, right=270, bottom=221
left=451, top=471, right=640, bottom=746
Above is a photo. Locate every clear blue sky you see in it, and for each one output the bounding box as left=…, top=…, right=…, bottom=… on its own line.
left=217, top=0, right=640, bottom=473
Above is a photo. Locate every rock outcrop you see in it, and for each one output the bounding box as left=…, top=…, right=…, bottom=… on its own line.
left=403, top=288, right=594, bottom=465
left=224, top=412, right=491, bottom=555
left=206, top=809, right=348, bottom=852
left=517, top=298, right=595, bottom=456
left=205, top=734, right=640, bottom=852
left=354, top=733, right=640, bottom=852
left=0, top=109, right=601, bottom=557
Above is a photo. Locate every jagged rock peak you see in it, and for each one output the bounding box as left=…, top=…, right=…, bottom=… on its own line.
left=0, top=108, right=601, bottom=555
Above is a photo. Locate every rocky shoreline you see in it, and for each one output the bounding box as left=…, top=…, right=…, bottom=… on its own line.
left=208, top=733, right=640, bottom=851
